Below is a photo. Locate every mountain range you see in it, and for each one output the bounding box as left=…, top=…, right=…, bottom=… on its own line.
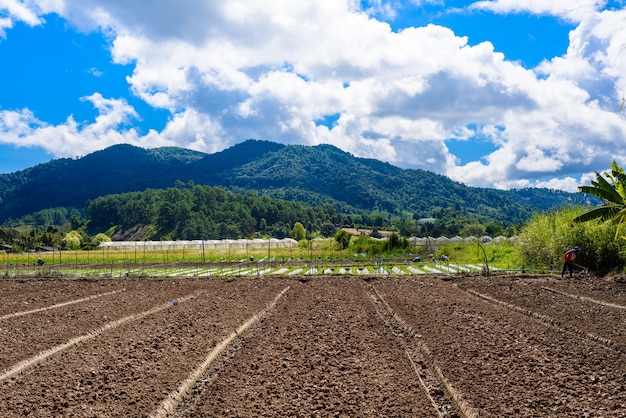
left=0, top=139, right=590, bottom=225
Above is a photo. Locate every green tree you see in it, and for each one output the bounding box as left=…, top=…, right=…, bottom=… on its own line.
left=485, top=221, right=503, bottom=236
left=573, top=161, right=626, bottom=240
left=335, top=229, right=352, bottom=250
left=41, top=226, right=60, bottom=248
left=320, top=222, right=337, bottom=237
left=395, top=217, right=414, bottom=237
left=19, top=227, right=38, bottom=251
left=70, top=214, right=83, bottom=230
left=92, top=233, right=111, bottom=246
left=292, top=222, right=306, bottom=241
left=460, top=223, right=486, bottom=238
left=62, top=230, right=82, bottom=250
left=385, top=232, right=406, bottom=251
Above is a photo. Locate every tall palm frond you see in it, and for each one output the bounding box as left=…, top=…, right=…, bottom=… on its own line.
left=578, top=173, right=623, bottom=205
left=573, top=205, right=620, bottom=224
left=573, top=161, right=626, bottom=240
left=610, top=161, right=626, bottom=198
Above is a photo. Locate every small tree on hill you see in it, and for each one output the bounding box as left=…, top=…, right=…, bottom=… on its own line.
left=461, top=223, right=486, bottom=238
left=320, top=222, right=337, bottom=237
left=335, top=229, right=352, bottom=250
left=292, top=222, right=306, bottom=241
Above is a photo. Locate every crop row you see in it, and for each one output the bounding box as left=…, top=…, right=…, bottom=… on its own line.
left=1, top=261, right=500, bottom=279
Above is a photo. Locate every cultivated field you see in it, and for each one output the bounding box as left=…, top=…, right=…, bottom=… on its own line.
left=1, top=274, right=625, bottom=417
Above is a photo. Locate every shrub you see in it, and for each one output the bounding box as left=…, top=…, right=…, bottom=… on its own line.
left=62, top=230, right=82, bottom=250
left=351, top=235, right=371, bottom=254
left=335, top=230, right=352, bottom=250
left=517, top=206, right=625, bottom=273
left=92, top=233, right=112, bottom=246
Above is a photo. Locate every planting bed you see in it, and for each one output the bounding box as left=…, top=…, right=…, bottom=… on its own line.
left=1, top=274, right=625, bottom=417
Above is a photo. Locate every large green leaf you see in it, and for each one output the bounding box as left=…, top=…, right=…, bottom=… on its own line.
left=594, top=172, right=624, bottom=204
left=612, top=168, right=626, bottom=200
left=609, top=206, right=626, bottom=240
left=578, top=168, right=623, bottom=204
left=572, top=205, right=619, bottom=224
left=579, top=184, right=621, bottom=204
left=574, top=162, right=626, bottom=241
left=613, top=207, right=626, bottom=227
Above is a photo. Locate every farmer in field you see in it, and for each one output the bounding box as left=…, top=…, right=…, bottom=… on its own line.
left=561, top=246, right=579, bottom=278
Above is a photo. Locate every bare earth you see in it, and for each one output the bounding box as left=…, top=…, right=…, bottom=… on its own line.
left=1, top=274, right=626, bottom=417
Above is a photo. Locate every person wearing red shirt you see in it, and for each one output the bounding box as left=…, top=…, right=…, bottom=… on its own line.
left=561, top=246, right=579, bottom=278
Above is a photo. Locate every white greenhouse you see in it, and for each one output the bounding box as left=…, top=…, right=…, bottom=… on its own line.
left=98, top=238, right=298, bottom=251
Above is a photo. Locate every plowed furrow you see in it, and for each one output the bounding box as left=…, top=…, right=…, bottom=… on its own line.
left=368, top=285, right=476, bottom=418
left=457, top=276, right=626, bottom=351
left=150, top=286, right=290, bottom=418
left=374, top=276, right=626, bottom=417
left=0, top=292, right=199, bottom=384
left=0, top=280, right=126, bottom=315
left=541, top=286, right=626, bottom=310
left=0, top=281, right=206, bottom=369
left=465, top=288, right=620, bottom=352
left=0, top=289, right=124, bottom=320
left=181, top=277, right=439, bottom=417
left=0, top=278, right=288, bottom=417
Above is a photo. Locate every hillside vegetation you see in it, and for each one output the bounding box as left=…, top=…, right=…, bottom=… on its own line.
left=0, top=140, right=589, bottom=228
left=86, top=184, right=333, bottom=240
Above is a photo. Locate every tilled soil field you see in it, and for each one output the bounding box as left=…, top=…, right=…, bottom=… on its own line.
left=1, top=274, right=626, bottom=417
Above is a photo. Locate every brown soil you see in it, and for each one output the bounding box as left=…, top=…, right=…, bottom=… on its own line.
left=1, top=274, right=625, bottom=417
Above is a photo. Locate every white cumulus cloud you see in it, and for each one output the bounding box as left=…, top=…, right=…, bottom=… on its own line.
left=1, top=0, right=626, bottom=193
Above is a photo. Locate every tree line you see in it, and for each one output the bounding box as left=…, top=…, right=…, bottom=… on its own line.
left=0, top=181, right=516, bottom=252
left=85, top=182, right=513, bottom=240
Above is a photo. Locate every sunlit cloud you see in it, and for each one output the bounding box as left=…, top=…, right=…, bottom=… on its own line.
left=0, top=0, right=626, bottom=191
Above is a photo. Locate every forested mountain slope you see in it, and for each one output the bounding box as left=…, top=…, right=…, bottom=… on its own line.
left=0, top=140, right=588, bottom=225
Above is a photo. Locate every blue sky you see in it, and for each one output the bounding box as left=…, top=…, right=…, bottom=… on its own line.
left=1, top=1, right=626, bottom=192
